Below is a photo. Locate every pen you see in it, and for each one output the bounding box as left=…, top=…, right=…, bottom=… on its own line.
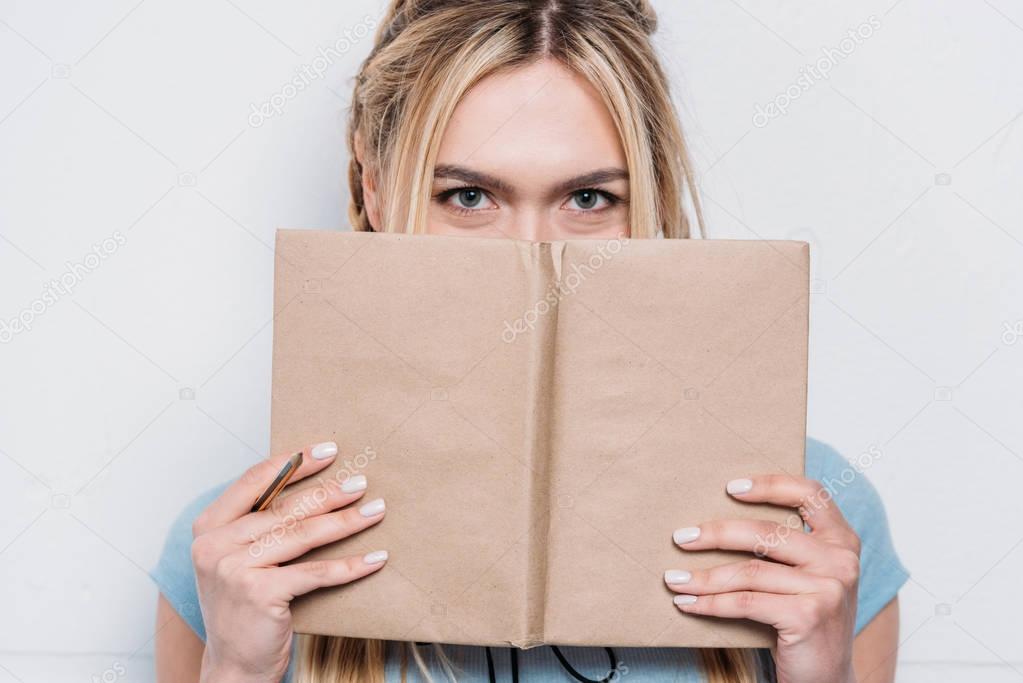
left=250, top=451, right=304, bottom=513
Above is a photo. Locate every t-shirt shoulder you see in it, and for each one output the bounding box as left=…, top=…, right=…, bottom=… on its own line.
left=149, top=481, right=229, bottom=640
left=805, top=438, right=909, bottom=634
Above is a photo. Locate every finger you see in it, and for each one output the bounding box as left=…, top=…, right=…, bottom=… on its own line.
left=671, top=590, right=794, bottom=628
left=672, top=518, right=829, bottom=566
left=725, top=474, right=853, bottom=538
left=275, top=550, right=389, bottom=599
left=221, top=474, right=370, bottom=545
left=664, top=559, right=822, bottom=596
left=194, top=442, right=340, bottom=534
left=244, top=497, right=387, bottom=566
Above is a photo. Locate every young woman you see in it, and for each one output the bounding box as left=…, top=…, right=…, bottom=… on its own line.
left=152, top=1, right=908, bottom=681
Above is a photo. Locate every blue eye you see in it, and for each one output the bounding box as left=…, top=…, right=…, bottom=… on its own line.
left=574, top=190, right=599, bottom=209
left=455, top=188, right=484, bottom=208
left=438, top=186, right=494, bottom=212
left=567, top=189, right=615, bottom=211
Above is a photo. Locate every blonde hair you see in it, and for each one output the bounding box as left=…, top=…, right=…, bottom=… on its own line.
left=347, top=0, right=703, bottom=238
left=299, top=0, right=757, bottom=681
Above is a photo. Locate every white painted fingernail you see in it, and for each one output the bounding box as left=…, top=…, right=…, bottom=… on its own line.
left=664, top=570, right=692, bottom=585
left=363, top=550, right=388, bottom=564
left=674, top=594, right=697, bottom=606
left=311, top=442, right=338, bottom=460
left=359, top=498, right=385, bottom=517
left=673, top=527, right=701, bottom=545
left=341, top=474, right=367, bottom=493
left=726, top=478, right=753, bottom=495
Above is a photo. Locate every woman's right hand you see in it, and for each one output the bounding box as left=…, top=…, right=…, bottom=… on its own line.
left=190, top=441, right=387, bottom=683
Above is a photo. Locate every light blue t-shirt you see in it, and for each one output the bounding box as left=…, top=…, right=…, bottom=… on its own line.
left=151, top=438, right=908, bottom=682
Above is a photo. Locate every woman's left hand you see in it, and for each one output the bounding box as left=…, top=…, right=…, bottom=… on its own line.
left=666, top=474, right=860, bottom=683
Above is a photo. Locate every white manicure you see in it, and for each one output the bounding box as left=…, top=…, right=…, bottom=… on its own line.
left=664, top=570, right=692, bottom=585
left=726, top=478, right=753, bottom=495
left=363, top=550, right=388, bottom=564
left=673, top=527, right=701, bottom=545
left=342, top=474, right=367, bottom=493
left=674, top=595, right=697, bottom=606
left=311, top=442, right=338, bottom=460
left=359, top=498, right=386, bottom=517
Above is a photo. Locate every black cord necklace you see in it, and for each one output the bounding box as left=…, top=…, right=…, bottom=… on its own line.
left=549, top=646, right=618, bottom=683
left=482, top=645, right=618, bottom=683
left=416, top=640, right=618, bottom=682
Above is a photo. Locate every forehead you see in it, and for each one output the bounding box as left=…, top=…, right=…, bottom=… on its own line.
left=436, top=59, right=626, bottom=183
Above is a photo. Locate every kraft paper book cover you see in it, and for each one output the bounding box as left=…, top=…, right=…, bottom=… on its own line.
left=270, top=229, right=809, bottom=649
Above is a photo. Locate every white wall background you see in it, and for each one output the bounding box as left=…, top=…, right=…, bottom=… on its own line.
left=1, top=0, right=1021, bottom=680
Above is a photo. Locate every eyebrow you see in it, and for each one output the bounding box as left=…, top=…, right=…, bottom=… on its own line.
left=432, top=164, right=629, bottom=197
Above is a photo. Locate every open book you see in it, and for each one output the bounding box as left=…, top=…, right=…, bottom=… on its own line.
left=271, top=230, right=808, bottom=648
